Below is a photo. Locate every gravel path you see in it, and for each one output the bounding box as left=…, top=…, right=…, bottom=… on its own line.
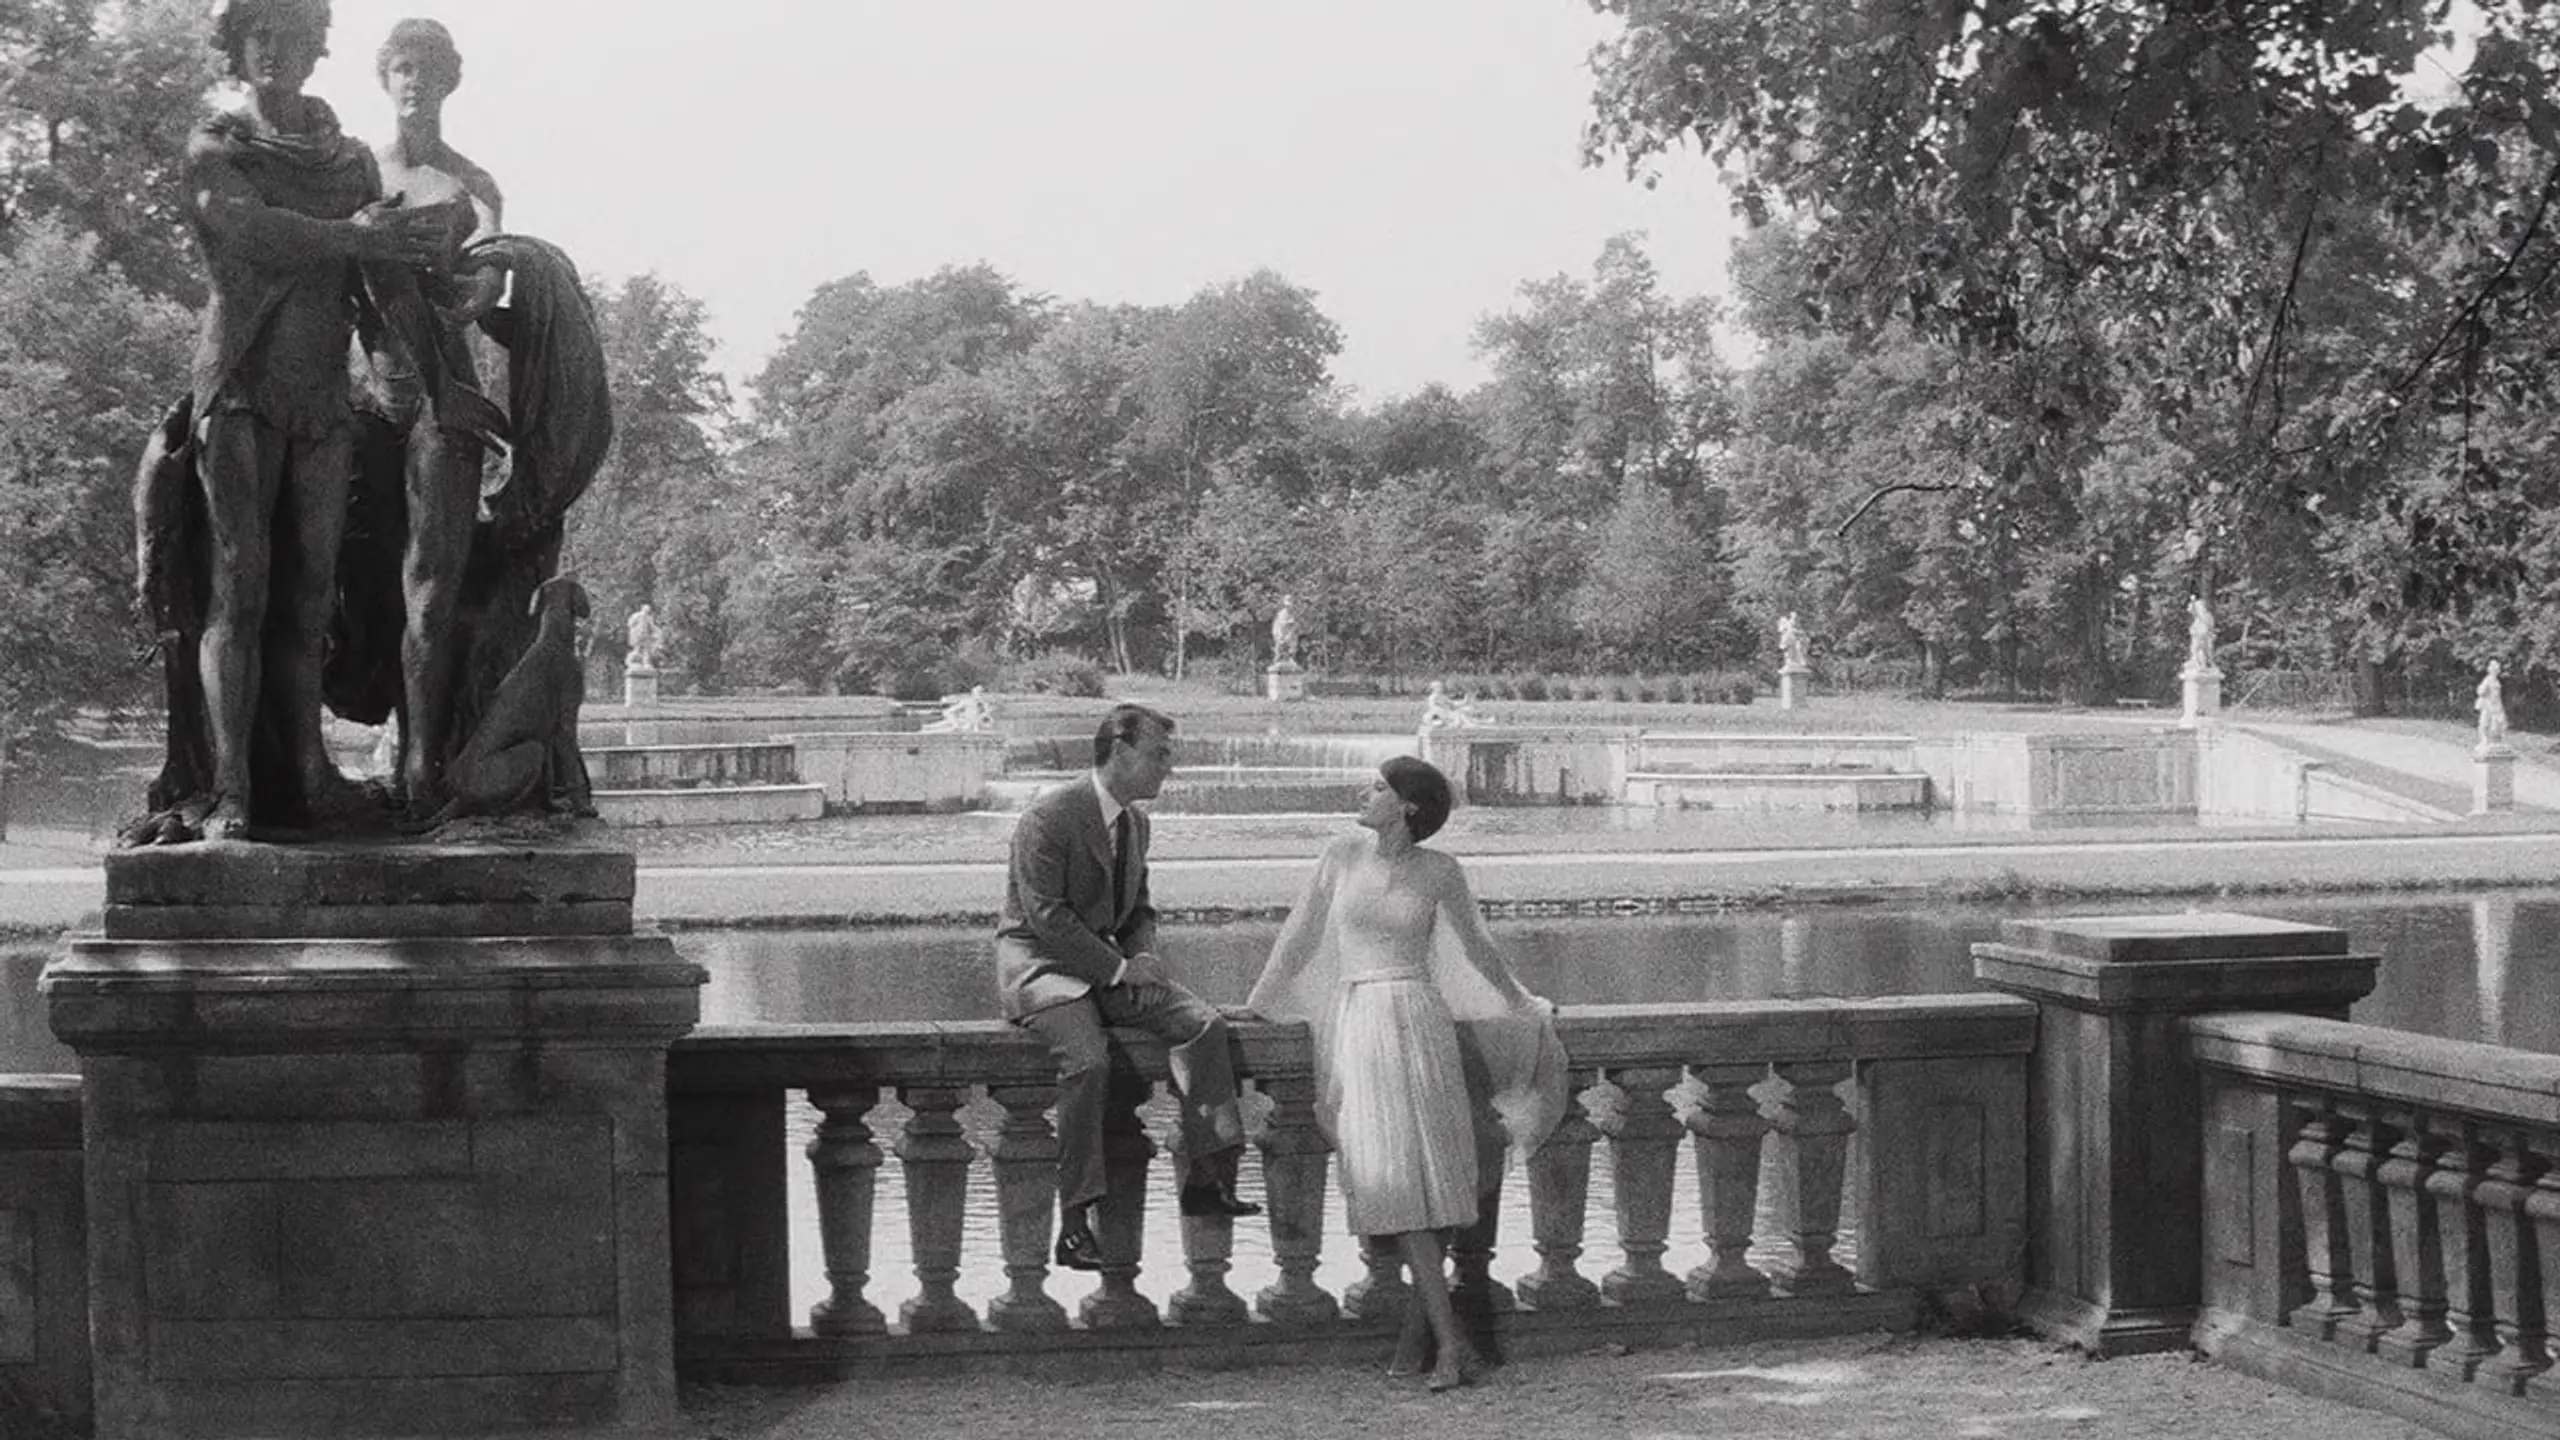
left=679, top=1334, right=2440, bottom=1440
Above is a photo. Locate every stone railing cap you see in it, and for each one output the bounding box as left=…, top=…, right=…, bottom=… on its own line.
left=1991, top=913, right=2349, bottom=963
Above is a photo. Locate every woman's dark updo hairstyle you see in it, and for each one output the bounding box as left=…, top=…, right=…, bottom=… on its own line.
left=209, top=0, right=333, bottom=74
left=377, top=17, right=463, bottom=94
left=1381, top=755, right=1452, bottom=842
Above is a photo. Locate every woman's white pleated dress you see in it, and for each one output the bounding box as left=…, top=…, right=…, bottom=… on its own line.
left=1324, top=866, right=1479, bottom=1235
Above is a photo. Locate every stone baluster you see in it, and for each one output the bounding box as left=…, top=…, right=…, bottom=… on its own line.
left=1769, top=1061, right=1857, bottom=1296
left=2285, top=1099, right=2355, bottom=1340
left=1685, top=1062, right=1773, bottom=1300
left=1451, top=1083, right=1518, bottom=1316
left=1171, top=1165, right=1250, bottom=1327
left=2374, top=1109, right=2452, bottom=1366
left=805, top=1085, right=886, bottom=1337
left=2525, top=1131, right=2560, bottom=1406
left=2475, top=1129, right=2546, bottom=1395
left=1081, top=1070, right=1162, bottom=1329
left=1518, top=1071, right=1602, bottom=1311
left=1343, top=1233, right=1412, bottom=1323
left=895, top=1085, right=980, bottom=1332
left=1599, top=1066, right=1688, bottom=1303
left=1252, top=1075, right=1339, bottom=1324
left=2332, top=1104, right=2402, bottom=1351
left=2420, top=1119, right=2499, bottom=1380
left=985, top=1084, right=1069, bottom=1334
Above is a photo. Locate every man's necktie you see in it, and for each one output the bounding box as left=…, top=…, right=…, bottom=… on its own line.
left=1110, top=810, right=1132, bottom=913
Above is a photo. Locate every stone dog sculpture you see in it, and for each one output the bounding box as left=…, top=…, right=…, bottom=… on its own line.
left=417, top=575, right=596, bottom=828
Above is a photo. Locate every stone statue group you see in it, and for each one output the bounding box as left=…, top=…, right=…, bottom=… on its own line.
left=124, top=2, right=612, bottom=845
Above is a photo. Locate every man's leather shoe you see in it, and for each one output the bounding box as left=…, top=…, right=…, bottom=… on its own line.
left=1053, top=1219, right=1104, bottom=1271
left=1180, top=1182, right=1263, bottom=1218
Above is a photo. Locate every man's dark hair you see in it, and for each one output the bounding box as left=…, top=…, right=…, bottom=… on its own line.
left=210, top=0, right=333, bottom=72
left=1091, top=704, right=1174, bottom=768
left=1382, top=755, right=1453, bottom=842
left=377, top=17, right=463, bottom=94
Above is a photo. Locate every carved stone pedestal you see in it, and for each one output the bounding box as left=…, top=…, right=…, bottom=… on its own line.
left=1973, top=914, right=2376, bottom=1356
left=42, top=842, right=706, bottom=1439
left=2180, top=666, right=2221, bottom=727
left=1263, top=660, right=1306, bottom=702
left=1777, top=665, right=1811, bottom=711
left=2472, top=742, right=2516, bottom=814
left=624, top=664, right=661, bottom=708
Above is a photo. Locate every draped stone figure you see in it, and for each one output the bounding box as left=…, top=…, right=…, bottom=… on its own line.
left=126, top=7, right=611, bottom=843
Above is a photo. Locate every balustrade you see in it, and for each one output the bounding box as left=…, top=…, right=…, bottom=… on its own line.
left=665, top=997, right=2033, bottom=1379
left=2190, top=1011, right=2560, bottom=1432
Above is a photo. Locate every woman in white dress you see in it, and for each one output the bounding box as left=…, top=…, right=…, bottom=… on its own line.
left=1248, top=756, right=1563, bottom=1391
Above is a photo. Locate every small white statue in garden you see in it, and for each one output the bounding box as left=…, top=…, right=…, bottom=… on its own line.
left=2476, top=661, right=2508, bottom=747
left=625, top=603, right=663, bottom=673
left=1270, top=593, right=1301, bottom=665
left=923, top=685, right=996, bottom=733
left=1420, top=680, right=1491, bottom=730
left=2184, top=596, right=2215, bottom=673
left=1777, top=612, right=1809, bottom=671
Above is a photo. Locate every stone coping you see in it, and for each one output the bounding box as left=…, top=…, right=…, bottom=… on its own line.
left=1973, top=943, right=2377, bottom=1012
left=1638, top=732, right=1918, bottom=744
left=1995, top=913, right=2350, bottom=963
left=104, top=841, right=636, bottom=908
left=0, top=1073, right=80, bottom=1147
left=668, top=994, right=2037, bottom=1091
left=2188, top=1011, right=2560, bottom=1127
left=585, top=740, right=798, bottom=755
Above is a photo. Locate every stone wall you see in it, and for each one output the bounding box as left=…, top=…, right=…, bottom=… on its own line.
left=0, top=1075, right=84, bottom=1431
left=784, top=731, right=1006, bottom=813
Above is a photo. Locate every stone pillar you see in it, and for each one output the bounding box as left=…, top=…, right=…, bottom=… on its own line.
left=2180, top=665, right=2222, bottom=727
left=1778, top=665, right=1811, bottom=712
left=42, top=843, right=705, bottom=1440
left=1263, top=660, right=1306, bottom=702
left=2473, top=742, right=2516, bottom=814
left=1972, top=914, right=2376, bottom=1356
left=623, top=665, right=660, bottom=708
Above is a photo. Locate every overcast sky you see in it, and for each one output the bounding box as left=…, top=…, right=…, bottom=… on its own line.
left=305, top=1, right=1741, bottom=406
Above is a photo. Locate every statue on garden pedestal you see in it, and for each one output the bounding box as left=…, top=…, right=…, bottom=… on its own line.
left=1270, top=593, right=1301, bottom=667
left=1420, top=680, right=1491, bottom=731
left=2184, top=595, right=2216, bottom=674
left=1777, top=612, right=1810, bottom=671
left=922, top=685, right=996, bottom=733
left=624, top=603, right=663, bottom=673
left=124, top=5, right=613, bottom=845
left=2476, top=661, right=2508, bottom=748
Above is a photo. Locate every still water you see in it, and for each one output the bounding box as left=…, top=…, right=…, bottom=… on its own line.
left=7, top=888, right=2553, bottom=1324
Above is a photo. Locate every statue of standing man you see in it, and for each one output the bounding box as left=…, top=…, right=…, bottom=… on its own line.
left=2477, top=661, right=2508, bottom=747
left=1777, top=612, right=1809, bottom=671
left=625, top=603, right=663, bottom=674
left=129, top=0, right=449, bottom=843
left=2185, top=595, right=2217, bottom=673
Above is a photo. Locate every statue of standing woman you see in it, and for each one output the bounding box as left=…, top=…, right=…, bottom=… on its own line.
left=1777, top=612, right=1809, bottom=671
left=2185, top=596, right=2216, bottom=673
left=2477, top=661, right=2508, bottom=747
left=1271, top=593, right=1301, bottom=666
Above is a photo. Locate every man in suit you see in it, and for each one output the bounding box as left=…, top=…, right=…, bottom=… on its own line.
left=995, top=703, right=1258, bottom=1271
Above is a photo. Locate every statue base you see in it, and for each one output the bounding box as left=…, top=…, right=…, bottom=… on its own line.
left=2181, top=666, right=2222, bottom=727
left=1778, top=665, right=1812, bottom=712
left=2473, top=742, right=2516, bottom=814
left=623, top=665, right=661, bottom=708
left=1264, top=660, right=1306, bottom=703
left=45, top=842, right=705, bottom=1440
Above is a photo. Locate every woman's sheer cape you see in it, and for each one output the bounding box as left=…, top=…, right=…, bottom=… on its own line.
left=1248, top=836, right=1568, bottom=1157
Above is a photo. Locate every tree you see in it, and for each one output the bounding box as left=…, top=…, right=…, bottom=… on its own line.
left=1573, top=478, right=1727, bottom=670
left=0, top=219, right=191, bottom=753
left=567, top=272, right=737, bottom=681
left=0, top=0, right=217, bottom=303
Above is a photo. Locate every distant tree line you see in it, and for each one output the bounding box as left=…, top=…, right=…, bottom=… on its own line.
left=9, top=0, right=2560, bottom=754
